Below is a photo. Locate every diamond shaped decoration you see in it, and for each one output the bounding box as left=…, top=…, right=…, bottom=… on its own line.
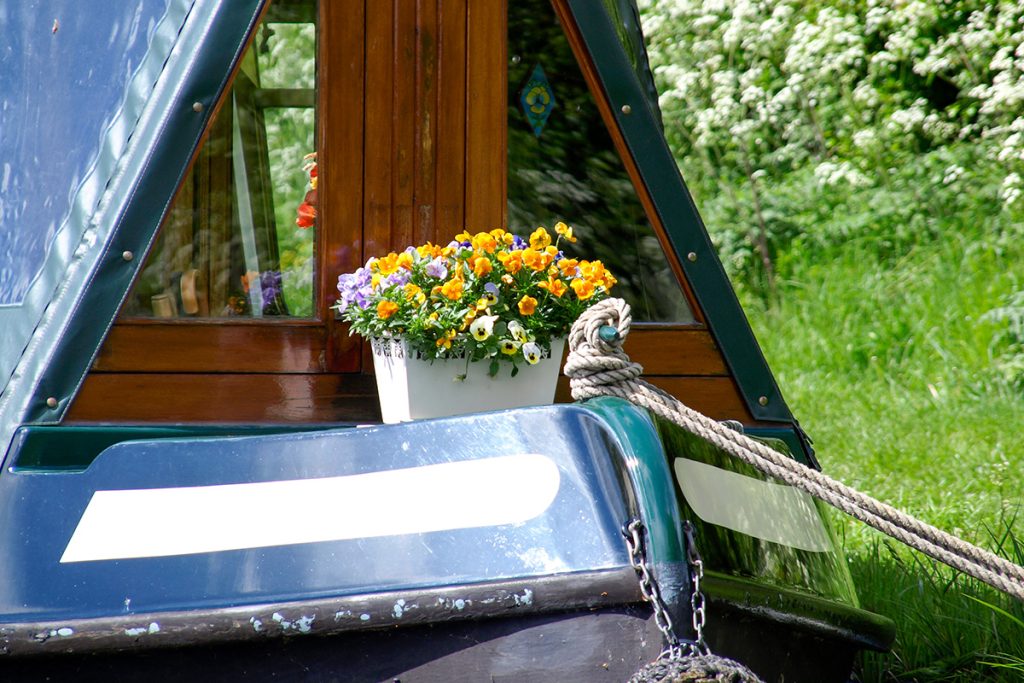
left=519, top=64, right=556, bottom=138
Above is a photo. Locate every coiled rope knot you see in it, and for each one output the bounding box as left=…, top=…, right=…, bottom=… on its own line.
left=565, top=298, right=644, bottom=400
left=563, top=297, right=1024, bottom=604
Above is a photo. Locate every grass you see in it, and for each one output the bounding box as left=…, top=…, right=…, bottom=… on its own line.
left=736, top=230, right=1024, bottom=680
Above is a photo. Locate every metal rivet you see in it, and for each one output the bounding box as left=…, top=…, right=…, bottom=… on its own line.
left=192, top=101, right=204, bottom=113
left=511, top=54, right=521, bottom=65
left=621, top=104, right=632, bottom=115
left=758, top=396, right=769, bottom=406
left=687, top=252, right=697, bottom=262
left=122, top=250, right=134, bottom=262
left=46, top=397, right=58, bottom=409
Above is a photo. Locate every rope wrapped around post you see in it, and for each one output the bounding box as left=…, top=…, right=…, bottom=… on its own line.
left=566, top=298, right=1024, bottom=602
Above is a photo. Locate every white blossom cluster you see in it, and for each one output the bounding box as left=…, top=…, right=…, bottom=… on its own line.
left=640, top=0, right=1024, bottom=211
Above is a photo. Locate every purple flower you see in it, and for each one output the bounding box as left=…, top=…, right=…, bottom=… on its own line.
left=260, top=271, right=283, bottom=306
left=336, top=265, right=374, bottom=311
left=511, top=234, right=528, bottom=250
left=425, top=257, right=448, bottom=280
left=386, top=269, right=411, bottom=287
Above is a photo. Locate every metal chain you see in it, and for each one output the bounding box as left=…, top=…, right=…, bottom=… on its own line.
left=623, top=519, right=683, bottom=659
left=682, top=520, right=710, bottom=657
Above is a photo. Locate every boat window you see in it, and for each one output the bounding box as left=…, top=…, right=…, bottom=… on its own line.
left=123, top=4, right=317, bottom=319
left=507, top=1, right=694, bottom=323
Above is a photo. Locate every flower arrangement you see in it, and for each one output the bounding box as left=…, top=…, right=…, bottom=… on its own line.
left=334, top=223, right=616, bottom=376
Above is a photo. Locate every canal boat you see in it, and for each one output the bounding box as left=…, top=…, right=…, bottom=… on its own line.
left=0, top=0, right=894, bottom=680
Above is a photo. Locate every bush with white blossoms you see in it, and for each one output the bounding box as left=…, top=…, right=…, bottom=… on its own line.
left=640, top=0, right=1024, bottom=283
left=334, top=224, right=616, bottom=376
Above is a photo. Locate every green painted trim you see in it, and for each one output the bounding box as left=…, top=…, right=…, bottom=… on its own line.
left=25, top=0, right=267, bottom=426
left=703, top=571, right=896, bottom=653
left=563, top=1, right=801, bottom=430
left=6, top=424, right=335, bottom=471
left=582, top=396, right=687, bottom=566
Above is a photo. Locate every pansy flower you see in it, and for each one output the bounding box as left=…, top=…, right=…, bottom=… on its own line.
left=483, top=282, right=500, bottom=305
left=507, top=320, right=528, bottom=343
left=522, top=341, right=542, bottom=365
left=470, top=315, right=498, bottom=341
left=500, top=339, right=521, bottom=355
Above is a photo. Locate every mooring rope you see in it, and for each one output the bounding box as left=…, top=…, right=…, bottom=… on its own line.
left=565, top=298, right=1024, bottom=602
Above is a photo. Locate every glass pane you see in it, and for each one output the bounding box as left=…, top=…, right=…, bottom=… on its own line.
left=124, top=2, right=317, bottom=319
left=507, top=1, right=693, bottom=323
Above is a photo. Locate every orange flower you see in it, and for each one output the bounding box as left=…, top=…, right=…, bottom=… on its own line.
left=522, top=248, right=554, bottom=272
left=539, top=276, right=567, bottom=298
left=571, top=278, right=596, bottom=300
left=377, top=300, right=399, bottom=319
left=441, top=277, right=464, bottom=300
left=404, top=283, right=426, bottom=304
left=518, top=295, right=538, bottom=315
left=374, top=253, right=401, bottom=275
left=497, top=250, right=523, bottom=274
left=471, top=255, right=493, bottom=277
left=557, top=258, right=579, bottom=277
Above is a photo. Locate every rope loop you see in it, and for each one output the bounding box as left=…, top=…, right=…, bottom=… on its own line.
left=567, top=298, right=1024, bottom=602
left=565, top=299, right=643, bottom=400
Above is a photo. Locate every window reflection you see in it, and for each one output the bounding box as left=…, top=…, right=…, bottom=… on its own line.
left=125, top=2, right=317, bottom=319
left=507, top=1, right=693, bottom=323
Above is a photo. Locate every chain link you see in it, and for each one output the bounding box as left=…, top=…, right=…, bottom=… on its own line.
left=683, top=520, right=710, bottom=657
left=623, top=519, right=682, bottom=659
left=623, top=519, right=712, bottom=660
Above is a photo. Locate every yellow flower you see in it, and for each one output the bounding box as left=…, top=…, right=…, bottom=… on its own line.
left=500, top=339, right=521, bottom=355
left=491, top=228, right=513, bottom=245
left=377, top=300, right=399, bottom=319
left=455, top=231, right=472, bottom=243
left=396, top=251, right=415, bottom=270
left=404, top=283, right=426, bottom=304
left=475, top=298, right=489, bottom=311
left=518, top=295, right=538, bottom=315
left=571, top=278, right=595, bottom=300
left=371, top=273, right=383, bottom=289
left=436, top=329, right=456, bottom=349
left=471, top=232, right=498, bottom=254
left=441, top=278, right=464, bottom=300
left=554, top=221, right=576, bottom=243
left=529, top=226, right=552, bottom=250
left=417, top=242, right=443, bottom=258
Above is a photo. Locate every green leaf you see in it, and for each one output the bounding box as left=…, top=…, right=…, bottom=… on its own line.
left=488, top=359, right=500, bottom=377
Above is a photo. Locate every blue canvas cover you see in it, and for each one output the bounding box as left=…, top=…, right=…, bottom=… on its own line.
left=0, top=1, right=265, bottom=459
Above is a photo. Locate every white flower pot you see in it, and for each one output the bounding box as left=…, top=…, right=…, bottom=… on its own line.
left=370, top=337, right=565, bottom=423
